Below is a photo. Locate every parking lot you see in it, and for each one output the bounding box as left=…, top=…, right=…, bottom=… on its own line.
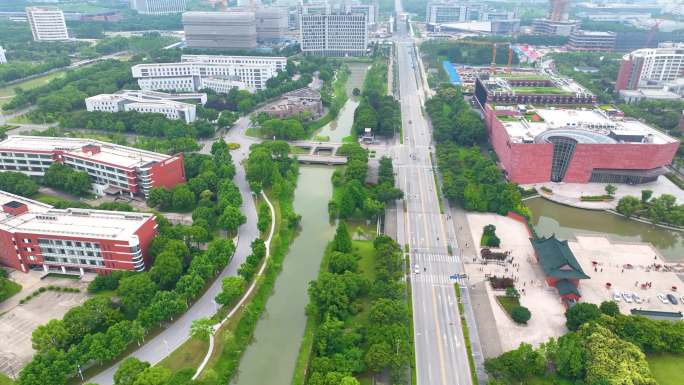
left=0, top=273, right=89, bottom=377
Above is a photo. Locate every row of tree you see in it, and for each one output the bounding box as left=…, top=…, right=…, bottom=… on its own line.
left=305, top=225, right=411, bottom=385
left=352, top=61, right=400, bottom=138
left=425, top=84, right=486, bottom=145
left=617, top=191, right=684, bottom=227
left=329, top=144, right=403, bottom=220
left=43, top=163, right=93, bottom=197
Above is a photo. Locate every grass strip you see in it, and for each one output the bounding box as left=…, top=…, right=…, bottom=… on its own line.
left=454, top=284, right=478, bottom=385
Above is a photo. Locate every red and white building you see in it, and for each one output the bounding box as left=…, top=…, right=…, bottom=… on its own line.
left=0, top=136, right=186, bottom=197
left=0, top=190, right=158, bottom=275
left=484, top=105, right=679, bottom=184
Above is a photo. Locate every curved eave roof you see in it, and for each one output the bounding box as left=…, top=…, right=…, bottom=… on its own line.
left=534, top=129, right=617, bottom=144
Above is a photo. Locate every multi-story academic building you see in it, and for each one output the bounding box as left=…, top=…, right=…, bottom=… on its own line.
left=26, top=6, right=69, bottom=41
left=616, top=43, right=684, bottom=91
left=300, top=12, right=368, bottom=56
left=85, top=90, right=207, bottom=123
left=0, top=190, right=158, bottom=275
left=0, top=136, right=186, bottom=197
left=129, top=0, right=187, bottom=15
left=131, top=55, right=287, bottom=93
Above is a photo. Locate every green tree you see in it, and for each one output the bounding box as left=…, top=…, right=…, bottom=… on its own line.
left=365, top=342, right=392, bottom=372
left=599, top=300, right=620, bottom=317
left=114, top=357, right=150, bottom=385
left=131, top=366, right=171, bottom=385
left=616, top=196, right=642, bottom=218
left=218, top=205, right=247, bottom=234
left=149, top=252, right=183, bottom=290
left=31, top=319, right=70, bottom=353
left=175, top=273, right=205, bottom=301
left=511, top=306, right=531, bottom=324
left=170, top=184, right=195, bottom=211
left=551, top=333, right=586, bottom=380
left=641, top=189, right=653, bottom=203
left=215, top=276, right=246, bottom=305
left=332, top=222, right=352, bottom=253
left=190, top=317, right=214, bottom=341
left=605, top=184, right=617, bottom=196
left=118, top=273, right=158, bottom=319
left=328, top=252, right=359, bottom=274
left=565, top=302, right=601, bottom=331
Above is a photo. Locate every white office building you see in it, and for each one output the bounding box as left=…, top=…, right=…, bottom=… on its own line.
left=0, top=46, right=6, bottom=64
left=426, top=1, right=482, bottom=25
left=300, top=12, right=368, bottom=57
left=26, top=6, right=69, bottom=41
left=85, top=90, right=207, bottom=123
left=131, top=55, right=287, bottom=93
left=129, top=0, right=186, bottom=15
left=183, top=11, right=258, bottom=50
left=346, top=3, right=377, bottom=26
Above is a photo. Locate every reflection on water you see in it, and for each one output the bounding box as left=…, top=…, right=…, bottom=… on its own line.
left=526, top=197, right=684, bottom=262
left=232, top=166, right=335, bottom=385
left=316, top=62, right=370, bottom=142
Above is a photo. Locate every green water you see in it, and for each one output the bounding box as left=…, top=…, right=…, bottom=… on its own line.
left=231, top=166, right=335, bottom=385
left=316, top=62, right=370, bottom=142
left=526, top=197, right=684, bottom=262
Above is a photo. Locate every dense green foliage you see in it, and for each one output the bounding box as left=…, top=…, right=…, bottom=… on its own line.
left=426, top=85, right=525, bottom=216
left=305, top=229, right=411, bottom=384
left=425, top=85, right=485, bottom=145
left=43, top=163, right=92, bottom=197
left=0, top=171, right=39, bottom=197
left=18, top=143, right=241, bottom=385
left=480, top=224, right=501, bottom=247
left=619, top=100, right=684, bottom=136
left=352, top=60, right=400, bottom=138
left=486, top=299, right=684, bottom=385
left=551, top=52, right=621, bottom=103
left=67, top=12, right=183, bottom=38
left=329, top=145, right=403, bottom=220
left=420, top=40, right=520, bottom=67
left=616, top=193, right=684, bottom=227
left=0, top=270, right=22, bottom=304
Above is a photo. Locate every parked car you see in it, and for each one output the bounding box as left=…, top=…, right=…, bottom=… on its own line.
left=622, top=292, right=634, bottom=303
left=657, top=293, right=670, bottom=304
left=629, top=292, right=643, bottom=304
left=612, top=291, right=622, bottom=302
left=667, top=294, right=678, bottom=305
left=680, top=295, right=684, bottom=304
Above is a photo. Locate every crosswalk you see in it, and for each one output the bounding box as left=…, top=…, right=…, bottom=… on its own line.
left=410, top=253, right=461, bottom=285
left=412, top=253, right=459, bottom=263
left=411, top=272, right=454, bottom=285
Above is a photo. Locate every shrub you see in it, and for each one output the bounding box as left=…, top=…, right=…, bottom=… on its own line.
left=490, top=276, right=514, bottom=290
left=511, top=306, right=531, bottom=324
left=540, top=186, right=552, bottom=193
left=580, top=195, right=613, bottom=202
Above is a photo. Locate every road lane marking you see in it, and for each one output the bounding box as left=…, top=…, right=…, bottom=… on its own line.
left=431, top=286, right=449, bottom=385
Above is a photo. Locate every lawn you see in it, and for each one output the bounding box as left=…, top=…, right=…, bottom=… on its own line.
left=512, top=87, right=572, bottom=95
left=0, top=279, right=22, bottom=303
left=0, top=373, right=14, bottom=385
left=647, top=353, right=684, bottom=385
left=157, top=337, right=209, bottom=373
left=0, top=70, right=66, bottom=107
left=496, top=295, right=520, bottom=316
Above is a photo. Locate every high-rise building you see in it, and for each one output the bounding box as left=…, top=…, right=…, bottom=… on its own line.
left=132, top=55, right=287, bottom=93
left=85, top=90, right=207, bottom=123
left=0, top=190, right=158, bottom=275
left=532, top=0, right=578, bottom=36
left=0, top=46, right=6, bottom=64
left=425, top=1, right=482, bottom=25
left=567, top=30, right=616, bottom=52
left=300, top=11, right=368, bottom=56
left=346, top=3, right=377, bottom=26
left=25, top=6, right=69, bottom=41
left=616, top=43, right=684, bottom=91
left=183, top=11, right=257, bottom=50
left=129, top=0, right=186, bottom=15
left=0, top=135, right=186, bottom=197
left=255, top=7, right=289, bottom=42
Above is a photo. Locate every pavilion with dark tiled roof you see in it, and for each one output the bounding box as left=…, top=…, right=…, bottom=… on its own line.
left=531, top=235, right=590, bottom=301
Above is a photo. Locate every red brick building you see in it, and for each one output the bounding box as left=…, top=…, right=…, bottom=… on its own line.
left=484, top=105, right=679, bottom=184
left=0, top=190, right=158, bottom=275
left=0, top=136, right=185, bottom=197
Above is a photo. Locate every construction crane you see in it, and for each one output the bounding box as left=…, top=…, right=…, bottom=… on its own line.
left=491, top=43, right=497, bottom=75
left=506, top=45, right=513, bottom=73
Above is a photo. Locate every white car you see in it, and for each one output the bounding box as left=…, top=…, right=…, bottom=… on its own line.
left=612, top=290, right=622, bottom=302
left=629, top=292, right=643, bottom=304
left=414, top=264, right=420, bottom=274
left=622, top=292, right=634, bottom=303
left=657, top=293, right=669, bottom=304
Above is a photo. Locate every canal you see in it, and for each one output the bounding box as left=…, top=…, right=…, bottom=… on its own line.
left=316, top=62, right=370, bottom=142
left=526, top=197, right=684, bottom=262
left=231, top=166, right=335, bottom=385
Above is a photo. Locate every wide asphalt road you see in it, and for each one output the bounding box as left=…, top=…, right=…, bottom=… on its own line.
left=393, top=1, right=474, bottom=385
left=89, top=118, right=259, bottom=385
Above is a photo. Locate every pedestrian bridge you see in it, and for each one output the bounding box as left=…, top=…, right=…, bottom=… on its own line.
left=289, top=140, right=348, bottom=164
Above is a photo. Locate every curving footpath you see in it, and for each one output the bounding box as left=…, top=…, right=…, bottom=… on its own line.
left=192, top=190, right=276, bottom=380
left=88, top=124, right=259, bottom=385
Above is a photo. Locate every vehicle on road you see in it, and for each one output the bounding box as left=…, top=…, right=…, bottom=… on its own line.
left=657, top=293, right=669, bottom=304
left=667, top=293, right=678, bottom=305
left=414, top=264, right=420, bottom=274
left=409, top=120, right=412, bottom=124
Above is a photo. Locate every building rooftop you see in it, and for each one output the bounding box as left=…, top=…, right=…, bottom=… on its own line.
left=0, top=135, right=171, bottom=169
left=496, top=106, right=679, bottom=145
left=531, top=235, right=590, bottom=280
left=572, top=30, right=616, bottom=37
left=0, top=190, right=153, bottom=240
left=479, top=71, right=594, bottom=99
